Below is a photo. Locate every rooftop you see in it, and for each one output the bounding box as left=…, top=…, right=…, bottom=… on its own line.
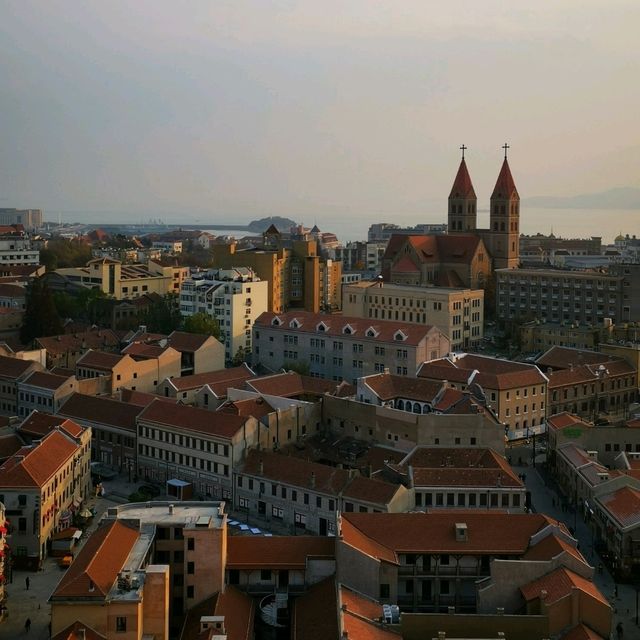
left=58, top=393, right=142, bottom=431
left=227, top=536, right=335, bottom=570
left=520, top=566, right=608, bottom=607
left=168, top=364, right=255, bottom=392
left=20, top=370, right=73, bottom=391
left=105, top=501, right=226, bottom=529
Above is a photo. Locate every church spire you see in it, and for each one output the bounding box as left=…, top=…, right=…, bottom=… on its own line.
left=491, top=156, right=519, bottom=200
left=448, top=147, right=477, bottom=233
left=449, top=156, right=476, bottom=199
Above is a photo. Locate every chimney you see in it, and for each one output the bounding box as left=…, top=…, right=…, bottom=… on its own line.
left=310, top=472, right=316, bottom=488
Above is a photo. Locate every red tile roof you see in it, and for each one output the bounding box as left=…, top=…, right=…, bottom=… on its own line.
left=58, top=393, right=142, bottom=431
left=536, top=347, right=619, bottom=370
left=76, top=349, right=126, bottom=371
left=37, top=329, right=120, bottom=357
left=520, top=567, right=608, bottom=607
left=227, top=536, right=335, bottom=570
left=341, top=475, right=403, bottom=506
left=491, top=157, right=519, bottom=199
left=0, top=433, right=23, bottom=461
left=597, top=485, right=640, bottom=529
left=385, top=234, right=485, bottom=268
left=168, top=365, right=254, bottom=392
left=418, top=353, right=547, bottom=390
left=341, top=512, right=559, bottom=560
left=254, top=311, right=440, bottom=348
left=137, top=398, right=248, bottom=439
left=119, top=388, right=178, bottom=407
left=0, top=283, right=26, bottom=298
left=449, top=158, right=476, bottom=199
left=561, top=624, right=607, bottom=640
left=18, top=411, right=76, bottom=438
left=362, top=373, right=445, bottom=403
left=0, top=354, right=38, bottom=379
left=340, top=585, right=383, bottom=622
left=168, top=330, right=212, bottom=352
left=217, top=397, right=275, bottom=420
left=292, top=577, right=338, bottom=640
left=523, top=533, right=587, bottom=564
left=247, top=371, right=353, bottom=398
left=121, top=342, right=170, bottom=359
left=0, top=428, right=80, bottom=488
left=52, top=621, right=107, bottom=640
left=21, top=370, right=73, bottom=391
left=547, top=412, right=593, bottom=432
left=51, top=519, right=140, bottom=600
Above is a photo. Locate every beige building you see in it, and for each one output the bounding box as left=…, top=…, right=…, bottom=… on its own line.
left=17, top=371, right=78, bottom=418
left=179, top=268, right=269, bottom=362
left=234, top=450, right=410, bottom=536
left=0, top=419, right=91, bottom=568
left=343, top=280, right=484, bottom=350
left=76, top=348, right=181, bottom=395
left=418, top=353, right=548, bottom=440
left=51, top=257, right=189, bottom=299
left=136, top=399, right=260, bottom=500
left=0, top=354, right=43, bottom=417
left=253, top=310, right=450, bottom=383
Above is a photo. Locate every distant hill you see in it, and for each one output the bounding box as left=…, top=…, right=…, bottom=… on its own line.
left=524, top=187, right=640, bottom=210
left=247, top=216, right=297, bottom=232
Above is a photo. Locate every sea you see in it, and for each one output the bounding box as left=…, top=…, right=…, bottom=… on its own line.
left=50, top=207, right=640, bottom=245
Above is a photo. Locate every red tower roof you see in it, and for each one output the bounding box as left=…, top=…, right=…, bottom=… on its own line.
left=491, top=158, right=519, bottom=199
left=449, top=158, right=476, bottom=199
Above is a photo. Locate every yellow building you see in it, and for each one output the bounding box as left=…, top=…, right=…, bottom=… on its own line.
left=52, top=258, right=189, bottom=300
left=0, top=417, right=91, bottom=568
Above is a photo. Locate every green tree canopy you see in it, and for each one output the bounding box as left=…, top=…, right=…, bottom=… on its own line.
left=182, top=312, right=220, bottom=339
left=140, top=294, right=182, bottom=334
left=21, top=277, right=64, bottom=345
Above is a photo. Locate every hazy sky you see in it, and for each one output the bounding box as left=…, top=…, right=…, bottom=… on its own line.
left=1, top=1, right=638, bottom=223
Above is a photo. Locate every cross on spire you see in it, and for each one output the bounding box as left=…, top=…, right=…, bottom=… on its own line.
left=502, top=142, right=510, bottom=159
left=460, top=144, right=467, bottom=159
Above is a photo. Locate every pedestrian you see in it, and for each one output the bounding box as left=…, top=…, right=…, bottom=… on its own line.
left=25, top=618, right=31, bottom=633
left=616, top=621, right=624, bottom=639
left=25, top=576, right=30, bottom=590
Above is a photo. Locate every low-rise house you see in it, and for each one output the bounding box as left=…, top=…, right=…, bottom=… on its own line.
left=17, top=371, right=78, bottom=417
left=157, top=364, right=255, bottom=406
left=245, top=370, right=355, bottom=401
left=76, top=347, right=181, bottom=395
left=537, top=346, right=637, bottom=423
left=36, top=328, right=120, bottom=369
left=0, top=354, right=43, bottom=417
left=385, top=446, right=526, bottom=512
left=0, top=418, right=91, bottom=568
left=167, top=331, right=225, bottom=376
left=226, top=535, right=335, bottom=594
left=57, top=393, right=141, bottom=472
left=49, top=519, right=170, bottom=640
left=234, top=450, right=410, bottom=536
left=0, top=282, right=26, bottom=310
left=252, top=310, right=450, bottom=383
left=136, top=399, right=260, bottom=500
left=418, top=353, right=548, bottom=440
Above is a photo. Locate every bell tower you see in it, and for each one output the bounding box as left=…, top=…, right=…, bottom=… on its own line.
left=489, top=144, right=520, bottom=269
left=448, top=145, right=477, bottom=234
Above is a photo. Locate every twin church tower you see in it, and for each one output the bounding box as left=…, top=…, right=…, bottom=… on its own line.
left=448, top=145, right=520, bottom=269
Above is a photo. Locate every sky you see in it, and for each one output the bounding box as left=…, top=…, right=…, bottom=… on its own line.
left=1, top=1, right=639, bottom=224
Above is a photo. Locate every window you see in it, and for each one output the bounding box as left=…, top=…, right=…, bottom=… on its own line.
left=261, top=569, right=271, bottom=581
left=116, top=617, right=127, bottom=632
left=272, top=506, right=284, bottom=519
left=380, top=584, right=390, bottom=599
left=188, top=538, right=195, bottom=551
left=187, top=562, right=195, bottom=575
left=187, top=586, right=194, bottom=598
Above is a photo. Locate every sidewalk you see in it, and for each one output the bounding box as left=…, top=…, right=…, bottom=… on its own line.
left=515, top=463, right=639, bottom=637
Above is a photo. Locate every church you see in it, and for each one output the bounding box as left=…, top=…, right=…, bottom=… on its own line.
left=381, top=146, right=521, bottom=289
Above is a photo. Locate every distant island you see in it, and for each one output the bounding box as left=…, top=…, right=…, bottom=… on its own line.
left=524, top=186, right=640, bottom=210
left=247, top=216, right=297, bottom=232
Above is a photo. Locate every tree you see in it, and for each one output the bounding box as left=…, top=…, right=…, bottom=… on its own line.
left=140, top=294, right=182, bottom=334
left=232, top=346, right=249, bottom=366
left=182, top=312, right=221, bottom=339
left=21, top=278, right=63, bottom=345
left=283, top=360, right=310, bottom=376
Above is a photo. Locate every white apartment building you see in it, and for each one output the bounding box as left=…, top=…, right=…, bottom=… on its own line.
left=0, top=234, right=40, bottom=266
left=179, top=267, right=268, bottom=362
left=343, top=280, right=484, bottom=350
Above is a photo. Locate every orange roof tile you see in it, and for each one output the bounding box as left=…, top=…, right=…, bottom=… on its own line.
left=547, top=412, right=593, bottom=431
left=214, top=586, right=255, bottom=640
left=119, top=388, right=178, bottom=407
left=597, top=485, right=640, bottom=529
left=51, top=519, right=140, bottom=599
left=138, top=398, right=248, bottom=439
left=362, top=373, right=445, bottom=403
left=292, top=577, right=339, bottom=640
left=226, top=536, right=335, bottom=570
left=520, top=567, right=608, bottom=607
left=0, top=354, right=38, bottom=379
left=449, top=158, right=477, bottom=199
left=523, top=533, right=587, bottom=564
left=52, top=621, right=107, bottom=640
left=491, top=157, right=519, bottom=200
left=561, top=624, right=607, bottom=640
left=217, top=397, right=275, bottom=420
left=341, top=475, right=403, bottom=506
left=168, top=331, right=212, bottom=352
left=37, top=329, right=120, bottom=357
left=76, top=349, right=126, bottom=371
left=59, top=393, right=142, bottom=431
left=247, top=371, right=351, bottom=398
left=340, top=586, right=383, bottom=622
left=21, top=370, right=73, bottom=390
left=169, top=365, right=255, bottom=392
left=343, top=611, right=400, bottom=640
left=0, top=433, right=23, bottom=461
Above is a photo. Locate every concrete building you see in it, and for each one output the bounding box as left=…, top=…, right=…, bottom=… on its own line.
left=49, top=257, right=189, bottom=299
left=0, top=419, right=91, bottom=568
left=0, top=354, right=43, bottom=417
left=417, top=353, right=548, bottom=440
left=136, top=399, right=260, bottom=500
left=0, top=229, right=39, bottom=266
left=334, top=240, right=386, bottom=273
left=179, top=267, right=269, bottom=362
left=520, top=233, right=602, bottom=263
left=49, top=519, right=170, bottom=640
left=368, top=222, right=447, bottom=243
left=233, top=450, right=410, bottom=535
left=253, top=310, right=450, bottom=383
left=0, top=208, right=43, bottom=230
left=17, top=371, right=78, bottom=417
left=0, top=283, right=26, bottom=311
left=343, top=280, right=484, bottom=350
left=212, top=233, right=341, bottom=313
left=537, top=346, right=637, bottom=423
left=57, top=394, right=141, bottom=472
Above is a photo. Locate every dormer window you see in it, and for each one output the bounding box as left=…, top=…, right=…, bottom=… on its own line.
left=316, top=322, right=328, bottom=332
left=366, top=327, right=378, bottom=338
left=394, top=330, right=407, bottom=341
left=290, top=318, right=301, bottom=329
left=343, top=324, right=355, bottom=335
left=271, top=316, right=282, bottom=326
